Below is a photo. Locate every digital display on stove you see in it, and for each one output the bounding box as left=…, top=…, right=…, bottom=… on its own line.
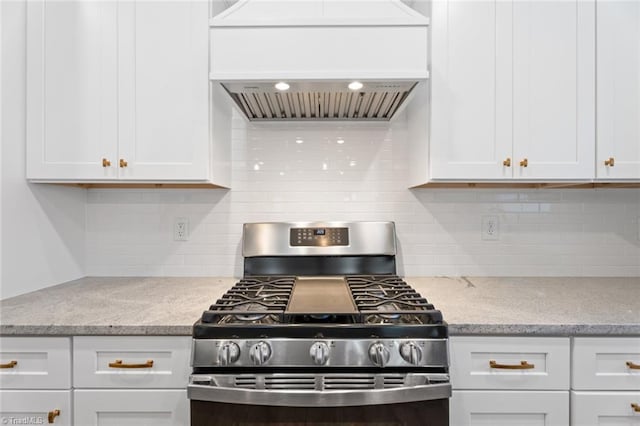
left=290, top=227, right=349, bottom=246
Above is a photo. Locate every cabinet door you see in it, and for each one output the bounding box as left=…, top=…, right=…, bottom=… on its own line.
left=451, top=390, right=569, bottom=426
left=430, top=0, right=513, bottom=180
left=572, top=337, right=640, bottom=391
left=74, top=389, right=188, bottom=426
left=596, top=0, right=640, bottom=180
left=0, top=390, right=71, bottom=426
left=512, top=0, right=595, bottom=179
left=0, top=337, right=71, bottom=390
left=571, top=391, right=640, bottom=426
left=73, top=336, right=191, bottom=389
left=26, top=0, right=118, bottom=180
left=117, top=0, right=209, bottom=181
left=450, top=336, right=570, bottom=391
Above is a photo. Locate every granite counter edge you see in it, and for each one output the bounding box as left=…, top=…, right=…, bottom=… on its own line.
left=2, top=323, right=639, bottom=337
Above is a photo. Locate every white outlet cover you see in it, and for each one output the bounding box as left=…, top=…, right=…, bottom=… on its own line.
left=481, top=215, right=499, bottom=241
left=174, top=217, right=190, bottom=241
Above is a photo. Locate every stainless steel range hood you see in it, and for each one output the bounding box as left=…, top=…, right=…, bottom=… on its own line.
left=210, top=0, right=429, bottom=122
left=221, top=81, right=418, bottom=121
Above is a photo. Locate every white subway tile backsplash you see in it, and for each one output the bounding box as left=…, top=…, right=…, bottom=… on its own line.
left=84, top=112, right=640, bottom=277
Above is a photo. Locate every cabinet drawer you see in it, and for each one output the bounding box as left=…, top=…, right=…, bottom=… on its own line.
left=572, top=337, right=640, bottom=390
left=571, top=391, right=640, bottom=426
left=0, top=390, right=71, bottom=426
left=73, top=336, right=191, bottom=388
left=450, top=336, right=570, bottom=390
left=74, top=389, right=188, bottom=426
left=451, top=390, right=569, bottom=426
left=0, top=337, right=71, bottom=389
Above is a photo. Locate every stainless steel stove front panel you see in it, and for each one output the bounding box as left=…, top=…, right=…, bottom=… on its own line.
left=192, top=338, right=448, bottom=368
left=242, top=222, right=397, bottom=257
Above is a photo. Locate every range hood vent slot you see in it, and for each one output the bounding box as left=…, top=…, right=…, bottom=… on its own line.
left=222, top=81, right=417, bottom=122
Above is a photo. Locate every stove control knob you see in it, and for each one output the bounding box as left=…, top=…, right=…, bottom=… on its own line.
left=310, top=341, right=330, bottom=365
left=368, top=342, right=391, bottom=367
left=218, top=342, right=240, bottom=366
left=249, top=341, right=272, bottom=365
left=399, top=341, right=423, bottom=365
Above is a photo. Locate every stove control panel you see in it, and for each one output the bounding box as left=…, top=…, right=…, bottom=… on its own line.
left=193, top=338, right=448, bottom=369
left=290, top=227, right=349, bottom=247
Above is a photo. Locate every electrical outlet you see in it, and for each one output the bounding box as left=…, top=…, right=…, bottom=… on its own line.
left=174, top=217, right=189, bottom=241
left=482, top=215, right=499, bottom=241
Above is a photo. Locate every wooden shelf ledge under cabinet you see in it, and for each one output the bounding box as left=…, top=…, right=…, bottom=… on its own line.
left=39, top=182, right=229, bottom=189
left=410, top=182, right=640, bottom=189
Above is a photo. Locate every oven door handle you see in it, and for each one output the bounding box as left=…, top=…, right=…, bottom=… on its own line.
left=187, top=382, right=451, bottom=407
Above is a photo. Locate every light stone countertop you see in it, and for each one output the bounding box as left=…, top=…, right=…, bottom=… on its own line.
left=0, top=276, right=639, bottom=336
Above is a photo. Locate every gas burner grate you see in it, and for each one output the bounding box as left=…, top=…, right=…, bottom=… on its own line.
left=201, top=276, right=294, bottom=324
left=201, top=275, right=443, bottom=325
left=346, top=275, right=444, bottom=325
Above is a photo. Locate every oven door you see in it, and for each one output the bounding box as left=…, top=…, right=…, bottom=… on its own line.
left=188, top=373, right=450, bottom=426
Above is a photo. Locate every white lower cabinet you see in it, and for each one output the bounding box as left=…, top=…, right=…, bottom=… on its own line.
left=0, top=337, right=71, bottom=389
left=450, top=336, right=570, bottom=390
left=0, top=390, right=71, bottom=425
left=74, top=389, right=188, bottom=426
left=73, top=336, right=191, bottom=426
left=572, top=337, right=640, bottom=391
left=450, top=336, right=571, bottom=423
left=571, top=337, right=640, bottom=426
left=451, top=390, right=569, bottom=426
left=571, top=391, right=640, bottom=426
left=73, top=336, right=191, bottom=388
left=0, top=337, right=72, bottom=424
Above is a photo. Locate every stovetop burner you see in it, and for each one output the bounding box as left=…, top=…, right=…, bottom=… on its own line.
left=200, top=275, right=443, bottom=326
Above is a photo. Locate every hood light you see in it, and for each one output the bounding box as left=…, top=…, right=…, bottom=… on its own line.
left=275, top=82, right=290, bottom=91
left=336, top=139, right=345, bottom=144
left=295, top=138, right=304, bottom=144
left=348, top=81, right=363, bottom=91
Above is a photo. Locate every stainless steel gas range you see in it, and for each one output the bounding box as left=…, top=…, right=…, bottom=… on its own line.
left=188, top=222, right=450, bottom=425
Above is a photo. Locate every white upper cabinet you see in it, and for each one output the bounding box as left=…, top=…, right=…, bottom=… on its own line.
left=430, top=0, right=596, bottom=181
left=430, top=0, right=512, bottom=180
left=27, top=0, right=228, bottom=186
left=117, top=1, right=209, bottom=181
left=512, top=0, right=595, bottom=180
left=596, top=0, right=640, bottom=180
left=26, top=1, right=118, bottom=180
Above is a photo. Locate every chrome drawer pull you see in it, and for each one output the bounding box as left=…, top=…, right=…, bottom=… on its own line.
left=489, top=360, right=535, bottom=370
left=108, top=359, right=154, bottom=369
